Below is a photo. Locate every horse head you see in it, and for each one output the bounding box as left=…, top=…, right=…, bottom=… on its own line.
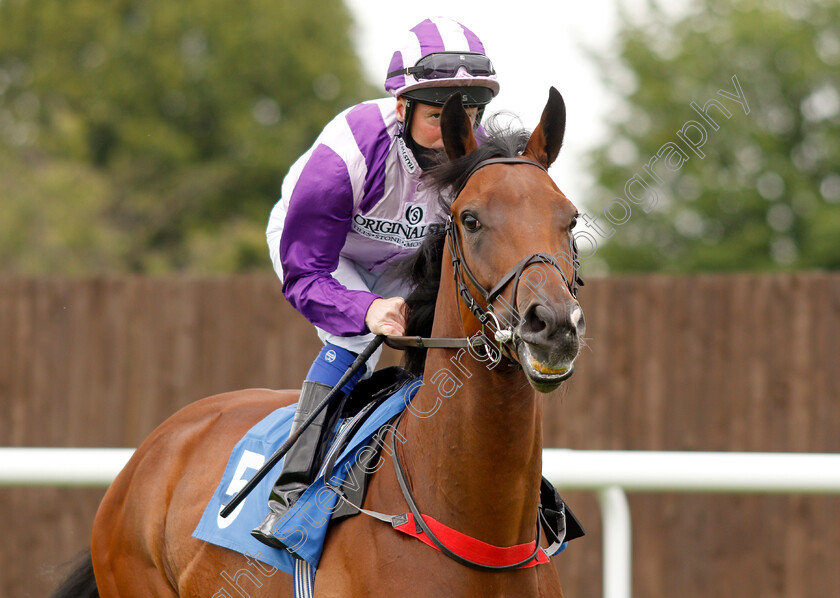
left=439, top=88, right=585, bottom=393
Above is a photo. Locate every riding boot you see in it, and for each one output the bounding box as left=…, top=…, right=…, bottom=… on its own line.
left=251, top=379, right=344, bottom=548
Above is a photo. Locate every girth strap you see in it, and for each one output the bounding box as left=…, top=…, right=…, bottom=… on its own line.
left=390, top=513, right=550, bottom=569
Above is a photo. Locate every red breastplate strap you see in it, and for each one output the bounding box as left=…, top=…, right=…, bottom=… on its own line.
left=393, top=513, right=550, bottom=568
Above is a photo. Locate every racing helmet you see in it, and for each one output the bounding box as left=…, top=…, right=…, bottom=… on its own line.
left=385, top=18, right=499, bottom=112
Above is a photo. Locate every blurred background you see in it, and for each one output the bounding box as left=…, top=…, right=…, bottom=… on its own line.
left=1, top=0, right=838, bottom=596
left=2, top=0, right=838, bottom=277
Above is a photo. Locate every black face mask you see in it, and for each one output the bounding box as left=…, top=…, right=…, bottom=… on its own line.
left=405, top=132, right=445, bottom=170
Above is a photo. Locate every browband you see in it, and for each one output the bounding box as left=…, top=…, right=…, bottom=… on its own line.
left=453, top=157, right=547, bottom=197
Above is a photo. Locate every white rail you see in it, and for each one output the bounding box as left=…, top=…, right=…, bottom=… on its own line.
left=544, top=450, right=840, bottom=598
left=2, top=448, right=840, bottom=598
left=0, top=448, right=135, bottom=486
left=542, top=449, right=840, bottom=494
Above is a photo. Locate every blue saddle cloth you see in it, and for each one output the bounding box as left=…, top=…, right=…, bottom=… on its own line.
left=193, top=380, right=421, bottom=574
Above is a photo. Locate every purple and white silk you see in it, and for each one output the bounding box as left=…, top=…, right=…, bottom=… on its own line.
left=267, top=98, right=444, bottom=356
left=269, top=17, right=497, bottom=365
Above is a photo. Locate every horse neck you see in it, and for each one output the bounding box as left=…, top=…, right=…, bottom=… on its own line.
left=400, top=262, right=543, bottom=546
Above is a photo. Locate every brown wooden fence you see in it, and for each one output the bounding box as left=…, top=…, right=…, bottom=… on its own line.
left=1, top=273, right=839, bottom=597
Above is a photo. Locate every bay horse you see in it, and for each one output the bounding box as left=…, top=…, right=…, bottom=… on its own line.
left=53, top=87, right=584, bottom=597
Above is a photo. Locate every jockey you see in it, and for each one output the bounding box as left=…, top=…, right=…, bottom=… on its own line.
left=252, top=17, right=499, bottom=548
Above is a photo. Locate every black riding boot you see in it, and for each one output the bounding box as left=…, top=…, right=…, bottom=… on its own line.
left=251, top=380, right=344, bottom=548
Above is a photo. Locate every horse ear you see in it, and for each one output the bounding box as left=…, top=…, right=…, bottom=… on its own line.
left=441, top=92, right=479, bottom=161
left=523, top=87, right=566, bottom=169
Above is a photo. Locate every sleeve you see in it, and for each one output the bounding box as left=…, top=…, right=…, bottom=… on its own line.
left=272, top=143, right=378, bottom=337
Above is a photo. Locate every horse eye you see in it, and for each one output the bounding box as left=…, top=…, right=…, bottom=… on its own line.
left=461, top=213, right=481, bottom=231
left=570, top=216, right=578, bottom=230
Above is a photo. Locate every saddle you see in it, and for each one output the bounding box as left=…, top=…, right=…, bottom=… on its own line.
left=342, top=366, right=417, bottom=418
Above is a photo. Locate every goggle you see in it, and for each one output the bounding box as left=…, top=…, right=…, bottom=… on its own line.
left=388, top=52, right=495, bottom=81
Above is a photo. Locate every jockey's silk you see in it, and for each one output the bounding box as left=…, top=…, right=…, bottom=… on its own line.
left=267, top=98, right=446, bottom=337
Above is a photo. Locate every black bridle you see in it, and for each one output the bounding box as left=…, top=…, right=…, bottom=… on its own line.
left=446, top=157, right=583, bottom=353
left=387, top=156, right=584, bottom=359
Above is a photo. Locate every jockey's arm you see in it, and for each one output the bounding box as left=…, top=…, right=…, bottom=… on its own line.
left=267, top=145, right=386, bottom=338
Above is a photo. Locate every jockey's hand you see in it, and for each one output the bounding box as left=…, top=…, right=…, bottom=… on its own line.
left=365, top=297, right=407, bottom=336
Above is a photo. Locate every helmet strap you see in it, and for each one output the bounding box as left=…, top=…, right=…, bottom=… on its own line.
left=474, top=106, right=485, bottom=129
left=400, top=99, right=446, bottom=170
left=400, top=98, right=415, bottom=139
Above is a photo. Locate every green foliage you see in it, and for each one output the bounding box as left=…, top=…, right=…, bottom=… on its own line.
left=0, top=0, right=376, bottom=273
left=582, top=0, right=840, bottom=273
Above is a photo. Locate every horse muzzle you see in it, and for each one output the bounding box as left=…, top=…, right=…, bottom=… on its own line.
left=516, top=302, right=585, bottom=392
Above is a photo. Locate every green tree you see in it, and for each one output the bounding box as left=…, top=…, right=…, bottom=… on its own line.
left=0, top=0, right=376, bottom=274
left=581, top=0, right=840, bottom=273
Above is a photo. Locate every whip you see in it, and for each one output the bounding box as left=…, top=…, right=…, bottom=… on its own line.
left=220, top=334, right=385, bottom=518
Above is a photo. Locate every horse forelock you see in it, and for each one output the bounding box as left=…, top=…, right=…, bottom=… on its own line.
left=397, top=119, right=533, bottom=374
left=425, top=118, right=532, bottom=203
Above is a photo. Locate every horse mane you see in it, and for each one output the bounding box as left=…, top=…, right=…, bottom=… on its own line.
left=398, top=117, right=532, bottom=374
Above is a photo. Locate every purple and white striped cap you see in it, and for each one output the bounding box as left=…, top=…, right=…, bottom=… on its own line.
left=384, top=17, right=500, bottom=99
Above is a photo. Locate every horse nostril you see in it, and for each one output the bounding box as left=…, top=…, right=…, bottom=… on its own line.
left=523, top=304, right=554, bottom=336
